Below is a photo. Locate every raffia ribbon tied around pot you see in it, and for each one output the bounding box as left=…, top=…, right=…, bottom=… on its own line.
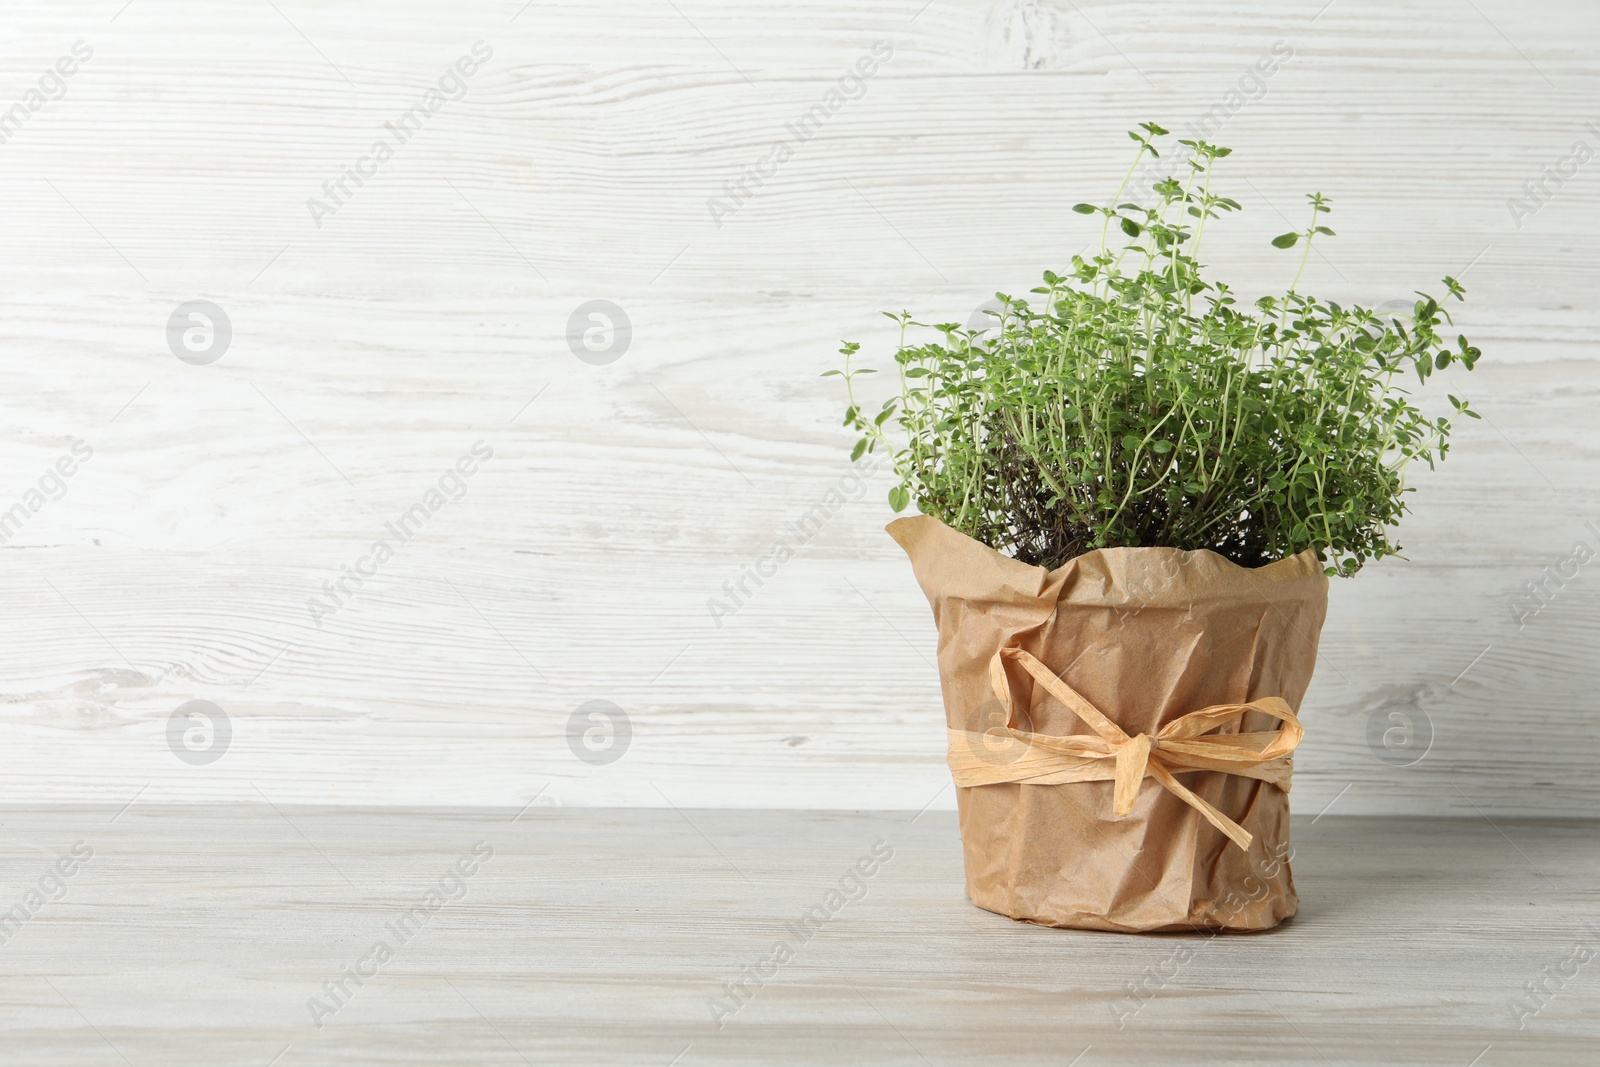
left=946, top=648, right=1304, bottom=852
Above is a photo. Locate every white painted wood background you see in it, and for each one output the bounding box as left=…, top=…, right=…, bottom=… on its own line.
left=1, top=0, right=1596, bottom=816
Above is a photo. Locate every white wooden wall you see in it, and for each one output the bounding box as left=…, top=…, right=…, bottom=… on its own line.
left=2, top=0, right=1596, bottom=817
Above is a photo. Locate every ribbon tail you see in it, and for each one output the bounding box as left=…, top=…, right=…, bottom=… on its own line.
left=1148, top=762, right=1254, bottom=852
left=1112, top=734, right=1153, bottom=816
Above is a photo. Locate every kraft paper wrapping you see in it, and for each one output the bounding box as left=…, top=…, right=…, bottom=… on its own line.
left=888, top=514, right=1329, bottom=933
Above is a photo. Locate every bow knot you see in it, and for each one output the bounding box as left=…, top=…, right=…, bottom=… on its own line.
left=946, top=648, right=1305, bottom=851
left=1112, top=733, right=1159, bottom=816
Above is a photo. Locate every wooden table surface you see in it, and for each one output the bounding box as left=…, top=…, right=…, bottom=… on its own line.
left=0, top=807, right=1594, bottom=1065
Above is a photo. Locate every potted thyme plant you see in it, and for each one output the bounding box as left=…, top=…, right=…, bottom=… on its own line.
left=828, top=123, right=1481, bottom=932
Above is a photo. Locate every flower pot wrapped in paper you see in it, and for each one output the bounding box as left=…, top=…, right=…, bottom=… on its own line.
left=891, top=515, right=1327, bottom=933
left=829, top=124, right=1481, bottom=932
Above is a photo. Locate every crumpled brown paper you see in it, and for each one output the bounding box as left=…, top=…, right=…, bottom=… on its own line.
left=889, top=514, right=1328, bottom=933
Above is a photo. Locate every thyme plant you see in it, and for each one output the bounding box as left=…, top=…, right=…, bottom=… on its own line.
left=830, top=123, right=1481, bottom=575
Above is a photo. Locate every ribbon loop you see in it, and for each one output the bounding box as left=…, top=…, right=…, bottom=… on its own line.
left=946, top=648, right=1305, bottom=851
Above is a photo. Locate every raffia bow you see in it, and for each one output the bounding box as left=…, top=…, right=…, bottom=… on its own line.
left=945, top=647, right=1304, bottom=851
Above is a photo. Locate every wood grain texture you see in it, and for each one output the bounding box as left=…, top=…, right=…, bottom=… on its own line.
left=0, top=808, right=1596, bottom=1065
left=1, top=1, right=1598, bottom=813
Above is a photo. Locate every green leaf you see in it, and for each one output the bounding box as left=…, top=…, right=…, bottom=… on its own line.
left=1149, top=439, right=1173, bottom=454
left=888, top=486, right=910, bottom=512
left=1271, top=232, right=1299, bottom=249
left=1071, top=203, right=1098, bottom=214
left=1120, top=217, right=1143, bottom=237
left=850, top=438, right=868, bottom=462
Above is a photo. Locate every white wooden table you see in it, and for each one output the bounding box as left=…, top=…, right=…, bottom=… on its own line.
left=1, top=808, right=1594, bottom=1065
